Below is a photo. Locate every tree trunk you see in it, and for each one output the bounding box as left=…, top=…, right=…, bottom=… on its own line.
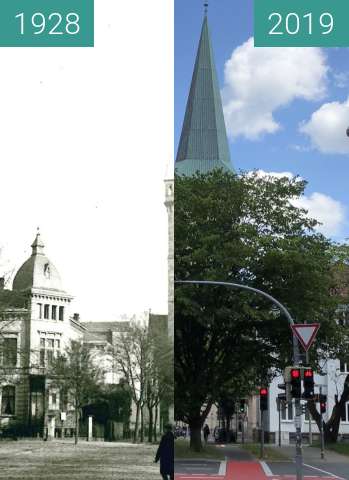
left=153, top=402, right=159, bottom=443
left=148, top=405, right=153, bottom=443
left=140, top=405, right=144, bottom=443
left=307, top=387, right=349, bottom=444
left=133, top=402, right=140, bottom=443
left=74, top=407, right=79, bottom=445
left=189, top=418, right=203, bottom=452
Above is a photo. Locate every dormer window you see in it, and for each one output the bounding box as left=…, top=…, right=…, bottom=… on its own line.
left=44, top=263, right=51, bottom=278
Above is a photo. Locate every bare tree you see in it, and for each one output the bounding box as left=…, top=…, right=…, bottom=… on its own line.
left=49, top=341, right=103, bottom=444
left=146, top=328, right=173, bottom=443
left=113, top=319, right=150, bottom=443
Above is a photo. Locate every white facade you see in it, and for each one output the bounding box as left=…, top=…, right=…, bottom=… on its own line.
left=256, top=359, right=349, bottom=444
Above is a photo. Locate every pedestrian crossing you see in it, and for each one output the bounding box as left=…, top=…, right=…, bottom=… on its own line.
left=175, top=460, right=343, bottom=480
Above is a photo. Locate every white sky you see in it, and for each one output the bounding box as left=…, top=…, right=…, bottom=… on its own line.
left=0, top=1, right=174, bottom=321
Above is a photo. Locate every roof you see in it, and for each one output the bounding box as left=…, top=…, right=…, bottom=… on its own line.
left=81, top=321, right=130, bottom=333
left=175, top=15, right=233, bottom=176
left=12, top=232, right=65, bottom=293
left=81, top=321, right=130, bottom=345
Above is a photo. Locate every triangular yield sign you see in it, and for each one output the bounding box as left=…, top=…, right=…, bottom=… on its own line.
left=291, top=323, right=320, bottom=351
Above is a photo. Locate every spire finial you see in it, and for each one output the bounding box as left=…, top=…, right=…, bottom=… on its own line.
left=204, top=2, right=208, bottom=15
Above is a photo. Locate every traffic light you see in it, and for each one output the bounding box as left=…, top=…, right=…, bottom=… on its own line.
left=260, top=388, right=268, bottom=411
left=290, top=368, right=302, bottom=398
left=278, top=382, right=291, bottom=403
left=303, top=368, right=314, bottom=400
left=320, top=395, right=327, bottom=414
left=239, top=399, right=246, bottom=413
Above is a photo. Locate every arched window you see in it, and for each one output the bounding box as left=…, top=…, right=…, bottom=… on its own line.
left=1, top=386, right=15, bottom=415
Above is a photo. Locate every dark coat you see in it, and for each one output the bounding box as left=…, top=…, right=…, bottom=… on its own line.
left=155, top=431, right=174, bottom=475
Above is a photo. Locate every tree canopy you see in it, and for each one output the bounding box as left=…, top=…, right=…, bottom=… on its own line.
left=175, top=170, right=349, bottom=449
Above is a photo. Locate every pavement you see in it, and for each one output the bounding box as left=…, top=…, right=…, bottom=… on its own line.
left=0, top=439, right=159, bottom=479
left=175, top=443, right=349, bottom=480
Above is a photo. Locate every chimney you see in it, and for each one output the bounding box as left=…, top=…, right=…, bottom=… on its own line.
left=73, top=313, right=80, bottom=322
left=0, top=278, right=4, bottom=290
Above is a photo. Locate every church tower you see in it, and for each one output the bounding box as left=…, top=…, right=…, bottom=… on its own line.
left=175, top=11, right=234, bottom=175
left=165, top=174, right=174, bottom=339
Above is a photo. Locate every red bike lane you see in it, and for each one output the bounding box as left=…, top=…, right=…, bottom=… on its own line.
left=175, top=461, right=338, bottom=480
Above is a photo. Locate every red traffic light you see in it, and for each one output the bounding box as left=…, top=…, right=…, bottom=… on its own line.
left=291, top=368, right=301, bottom=379
left=260, top=388, right=268, bottom=396
left=304, top=369, right=313, bottom=378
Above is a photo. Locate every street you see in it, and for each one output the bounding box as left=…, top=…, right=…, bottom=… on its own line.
left=175, top=460, right=348, bottom=479
left=175, top=444, right=349, bottom=480
left=0, top=439, right=159, bottom=479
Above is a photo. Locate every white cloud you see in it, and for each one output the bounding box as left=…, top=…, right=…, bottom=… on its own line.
left=292, top=193, right=345, bottom=236
left=248, top=171, right=346, bottom=237
left=333, top=71, right=349, bottom=89
left=300, top=97, right=349, bottom=154
left=250, top=169, right=299, bottom=180
left=222, top=38, right=328, bottom=140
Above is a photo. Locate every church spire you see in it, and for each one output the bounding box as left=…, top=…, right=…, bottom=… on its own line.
left=175, top=14, right=233, bottom=176
left=31, top=228, right=45, bottom=256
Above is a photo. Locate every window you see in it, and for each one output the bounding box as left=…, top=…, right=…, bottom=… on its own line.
left=39, top=335, right=60, bottom=367
left=340, top=402, right=349, bottom=422
left=50, top=392, right=59, bottom=410
left=281, top=402, right=293, bottom=421
left=52, top=305, right=57, bottom=320
left=46, top=350, right=53, bottom=366
left=1, top=338, right=17, bottom=366
left=37, top=303, right=42, bottom=319
left=338, top=307, right=349, bottom=326
left=1, top=386, right=15, bottom=415
left=40, top=349, right=45, bottom=366
left=59, top=306, right=64, bottom=321
left=44, top=304, right=50, bottom=319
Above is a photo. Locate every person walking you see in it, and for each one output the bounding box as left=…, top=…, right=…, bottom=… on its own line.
left=203, top=424, right=210, bottom=443
left=155, top=424, right=174, bottom=480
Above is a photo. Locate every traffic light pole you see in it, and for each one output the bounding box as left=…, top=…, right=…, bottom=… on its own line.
left=319, top=386, right=325, bottom=459
left=261, top=409, right=265, bottom=458
left=176, top=280, right=304, bottom=480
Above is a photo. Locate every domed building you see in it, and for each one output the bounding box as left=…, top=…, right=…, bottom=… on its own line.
left=0, top=231, right=86, bottom=437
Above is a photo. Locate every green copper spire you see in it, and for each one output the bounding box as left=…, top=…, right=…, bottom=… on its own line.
left=176, top=15, right=233, bottom=176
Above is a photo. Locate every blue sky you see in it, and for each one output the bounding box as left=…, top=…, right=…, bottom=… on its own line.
left=175, top=0, right=349, bottom=241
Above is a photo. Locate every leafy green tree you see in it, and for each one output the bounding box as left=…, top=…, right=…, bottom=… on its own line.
left=49, top=340, right=103, bottom=444
left=175, top=170, right=349, bottom=451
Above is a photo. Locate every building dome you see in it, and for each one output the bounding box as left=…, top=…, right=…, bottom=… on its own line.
left=12, top=232, right=64, bottom=292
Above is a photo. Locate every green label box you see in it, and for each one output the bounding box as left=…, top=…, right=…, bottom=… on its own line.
left=0, top=0, right=94, bottom=47
left=255, top=0, right=349, bottom=47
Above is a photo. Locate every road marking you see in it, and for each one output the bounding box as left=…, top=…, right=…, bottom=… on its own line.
left=218, top=460, right=226, bottom=475
left=260, top=460, right=273, bottom=476
left=303, top=463, right=348, bottom=480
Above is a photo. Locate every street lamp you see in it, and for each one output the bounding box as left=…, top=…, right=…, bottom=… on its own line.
left=175, top=279, right=304, bottom=480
